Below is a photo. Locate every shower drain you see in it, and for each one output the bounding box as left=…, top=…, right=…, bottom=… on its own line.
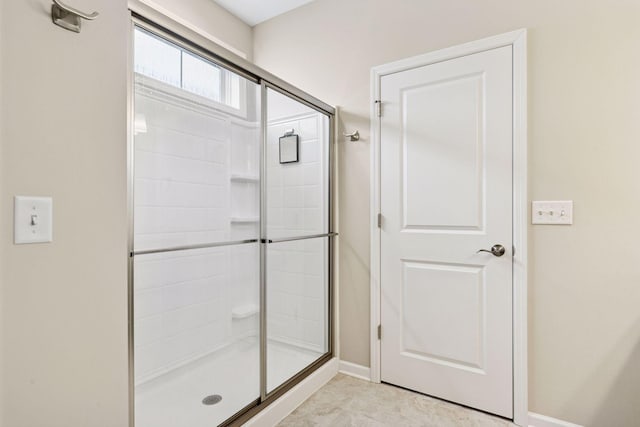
left=202, top=394, right=223, bottom=406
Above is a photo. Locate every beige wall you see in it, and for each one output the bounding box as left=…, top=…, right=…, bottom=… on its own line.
left=0, top=1, right=130, bottom=426
left=0, top=1, right=252, bottom=426
left=136, top=0, right=253, bottom=59
left=253, top=0, right=640, bottom=425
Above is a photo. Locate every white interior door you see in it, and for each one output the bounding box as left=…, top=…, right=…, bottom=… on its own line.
left=380, top=45, right=514, bottom=418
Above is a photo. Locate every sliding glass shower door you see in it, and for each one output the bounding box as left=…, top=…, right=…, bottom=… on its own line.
left=265, top=88, right=331, bottom=393
left=132, top=26, right=262, bottom=427
left=130, top=22, right=333, bottom=427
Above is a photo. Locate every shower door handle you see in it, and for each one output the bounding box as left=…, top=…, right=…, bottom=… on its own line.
left=265, top=232, right=338, bottom=244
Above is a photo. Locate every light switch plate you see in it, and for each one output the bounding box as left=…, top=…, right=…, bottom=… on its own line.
left=532, top=200, right=573, bottom=225
left=14, top=196, right=53, bottom=244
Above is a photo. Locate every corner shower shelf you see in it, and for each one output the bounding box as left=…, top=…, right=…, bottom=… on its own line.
left=230, top=173, right=259, bottom=183
left=230, top=216, right=259, bottom=223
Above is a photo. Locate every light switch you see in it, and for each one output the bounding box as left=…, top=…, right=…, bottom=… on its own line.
left=532, top=200, right=573, bottom=225
left=14, top=196, right=53, bottom=244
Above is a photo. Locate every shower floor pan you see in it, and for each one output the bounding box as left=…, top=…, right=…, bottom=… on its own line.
left=135, top=336, right=322, bottom=427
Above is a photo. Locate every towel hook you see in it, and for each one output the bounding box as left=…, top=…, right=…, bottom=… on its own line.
left=343, top=130, right=360, bottom=142
left=51, top=0, right=99, bottom=33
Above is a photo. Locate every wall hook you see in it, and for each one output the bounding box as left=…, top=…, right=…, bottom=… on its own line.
left=52, top=0, right=99, bottom=33
left=343, top=130, right=360, bottom=142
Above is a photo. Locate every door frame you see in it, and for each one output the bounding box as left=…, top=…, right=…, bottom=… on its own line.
left=369, top=29, right=528, bottom=426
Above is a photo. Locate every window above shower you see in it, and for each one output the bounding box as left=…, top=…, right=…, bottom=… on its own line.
left=134, top=28, right=244, bottom=114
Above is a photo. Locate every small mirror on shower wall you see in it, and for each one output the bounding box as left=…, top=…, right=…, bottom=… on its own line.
left=279, top=133, right=299, bottom=164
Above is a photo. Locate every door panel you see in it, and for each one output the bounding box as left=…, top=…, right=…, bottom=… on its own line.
left=380, top=45, right=513, bottom=418
left=403, top=73, right=485, bottom=230
left=401, top=260, right=485, bottom=371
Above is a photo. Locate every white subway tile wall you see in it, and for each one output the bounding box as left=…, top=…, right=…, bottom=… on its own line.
left=265, top=89, right=329, bottom=365
left=132, top=79, right=329, bottom=386
left=266, top=114, right=327, bottom=240
left=133, top=79, right=260, bottom=383
left=267, top=238, right=328, bottom=352
left=134, top=248, right=231, bottom=380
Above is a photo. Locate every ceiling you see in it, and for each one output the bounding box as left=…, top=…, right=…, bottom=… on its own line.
left=212, top=0, right=315, bottom=26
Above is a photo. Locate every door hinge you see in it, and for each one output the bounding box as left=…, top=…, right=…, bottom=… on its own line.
left=377, top=324, right=382, bottom=340
left=375, top=100, right=382, bottom=117
left=377, top=213, right=382, bottom=228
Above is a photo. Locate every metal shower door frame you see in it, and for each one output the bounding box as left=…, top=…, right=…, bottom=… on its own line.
left=127, top=11, right=336, bottom=427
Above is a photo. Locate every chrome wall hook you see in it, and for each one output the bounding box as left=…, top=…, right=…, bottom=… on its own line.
left=343, top=130, right=360, bottom=141
left=51, top=0, right=99, bottom=33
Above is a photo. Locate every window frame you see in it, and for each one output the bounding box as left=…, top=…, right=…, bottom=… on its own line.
left=133, top=26, right=248, bottom=118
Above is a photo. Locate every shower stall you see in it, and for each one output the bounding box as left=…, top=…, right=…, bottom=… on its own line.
left=128, top=15, right=335, bottom=427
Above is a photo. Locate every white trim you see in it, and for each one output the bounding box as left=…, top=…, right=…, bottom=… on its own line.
left=369, top=29, right=528, bottom=426
left=338, top=360, right=371, bottom=381
left=512, top=30, right=529, bottom=427
left=529, top=413, right=583, bottom=427
left=244, top=358, right=339, bottom=426
left=369, top=64, right=382, bottom=384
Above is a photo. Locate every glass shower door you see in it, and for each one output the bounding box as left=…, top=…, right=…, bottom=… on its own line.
left=264, top=87, right=332, bottom=393
left=130, top=22, right=335, bottom=427
left=131, top=26, right=262, bottom=427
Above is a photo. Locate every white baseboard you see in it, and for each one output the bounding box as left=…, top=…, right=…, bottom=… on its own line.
left=242, top=360, right=579, bottom=427
left=338, top=360, right=371, bottom=381
left=244, top=357, right=339, bottom=427
left=529, top=412, right=583, bottom=427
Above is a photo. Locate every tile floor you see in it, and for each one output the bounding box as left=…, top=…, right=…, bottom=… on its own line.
left=277, top=374, right=517, bottom=427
